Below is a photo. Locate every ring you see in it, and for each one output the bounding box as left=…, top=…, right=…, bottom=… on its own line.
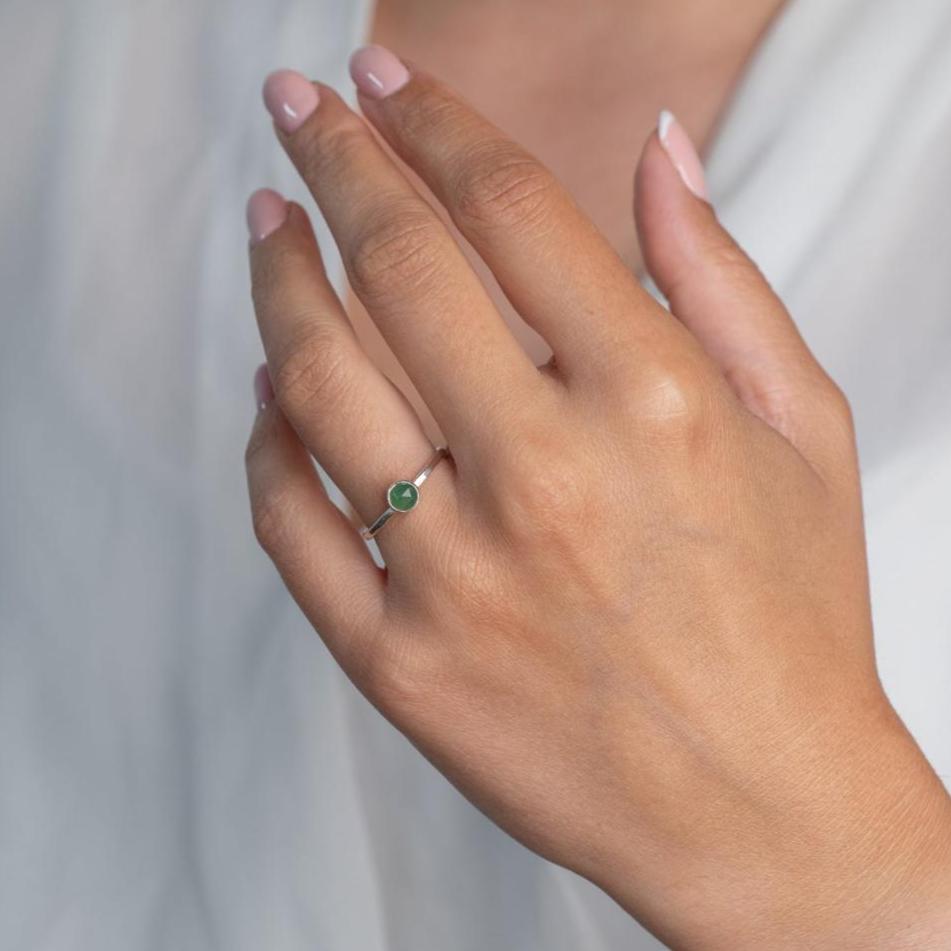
left=360, top=446, right=450, bottom=540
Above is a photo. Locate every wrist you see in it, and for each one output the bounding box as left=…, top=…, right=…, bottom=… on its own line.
left=590, top=700, right=951, bottom=950
left=843, top=771, right=951, bottom=951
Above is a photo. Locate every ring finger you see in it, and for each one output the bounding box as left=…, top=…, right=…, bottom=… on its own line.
left=247, top=189, right=456, bottom=552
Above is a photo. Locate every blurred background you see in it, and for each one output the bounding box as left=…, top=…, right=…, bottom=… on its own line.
left=1, top=1, right=949, bottom=949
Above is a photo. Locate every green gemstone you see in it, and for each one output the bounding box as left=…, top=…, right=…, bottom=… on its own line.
left=387, top=480, right=419, bottom=512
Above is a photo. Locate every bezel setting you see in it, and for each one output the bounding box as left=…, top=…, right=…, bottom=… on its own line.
left=387, top=480, right=420, bottom=513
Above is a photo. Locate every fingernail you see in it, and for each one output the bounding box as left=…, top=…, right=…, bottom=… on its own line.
left=254, top=363, right=274, bottom=410
left=246, top=188, right=288, bottom=247
left=349, top=45, right=410, bottom=100
left=657, top=110, right=709, bottom=201
left=262, top=69, right=320, bottom=133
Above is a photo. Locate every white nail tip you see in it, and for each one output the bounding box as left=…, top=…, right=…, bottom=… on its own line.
left=658, top=109, right=675, bottom=142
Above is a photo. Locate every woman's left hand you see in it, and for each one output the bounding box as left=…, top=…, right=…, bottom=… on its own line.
left=244, top=46, right=951, bottom=950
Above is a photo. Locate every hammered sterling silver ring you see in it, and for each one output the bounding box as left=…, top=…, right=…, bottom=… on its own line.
left=360, top=446, right=450, bottom=540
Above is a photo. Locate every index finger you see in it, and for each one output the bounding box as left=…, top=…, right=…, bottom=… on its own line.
left=348, top=45, right=677, bottom=381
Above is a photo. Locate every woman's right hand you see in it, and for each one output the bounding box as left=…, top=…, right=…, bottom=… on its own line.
left=245, top=50, right=951, bottom=949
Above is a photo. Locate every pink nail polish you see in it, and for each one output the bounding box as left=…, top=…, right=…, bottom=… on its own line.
left=262, top=69, right=320, bottom=133
left=246, top=188, right=287, bottom=246
left=657, top=110, right=709, bottom=201
left=254, top=363, right=274, bottom=410
left=349, top=45, right=410, bottom=100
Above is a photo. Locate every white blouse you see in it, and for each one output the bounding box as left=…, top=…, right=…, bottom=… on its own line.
left=0, top=0, right=947, bottom=948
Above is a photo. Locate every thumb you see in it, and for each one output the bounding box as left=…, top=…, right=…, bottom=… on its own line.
left=633, top=111, right=852, bottom=472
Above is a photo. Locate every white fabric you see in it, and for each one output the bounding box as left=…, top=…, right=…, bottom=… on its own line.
left=1, top=1, right=948, bottom=948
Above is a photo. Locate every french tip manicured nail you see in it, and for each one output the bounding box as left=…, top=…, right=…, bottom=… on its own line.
left=349, top=45, right=410, bottom=99
left=254, top=363, right=274, bottom=410
left=246, top=188, right=288, bottom=246
left=262, top=69, right=320, bottom=133
left=657, top=109, right=709, bottom=201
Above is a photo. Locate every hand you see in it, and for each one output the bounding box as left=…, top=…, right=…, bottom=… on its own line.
left=245, top=47, right=951, bottom=950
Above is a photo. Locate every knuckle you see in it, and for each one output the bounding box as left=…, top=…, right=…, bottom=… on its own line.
left=697, top=231, right=765, bottom=294
left=454, top=149, right=559, bottom=231
left=347, top=208, right=445, bottom=301
left=822, top=377, right=853, bottom=423
left=244, top=416, right=271, bottom=468
left=706, top=237, right=756, bottom=278
left=251, top=241, right=305, bottom=305
left=491, top=424, right=591, bottom=539
left=816, top=375, right=856, bottom=440
left=631, top=360, right=713, bottom=441
left=272, top=327, right=354, bottom=418
left=299, top=116, right=369, bottom=183
left=355, top=629, right=438, bottom=713
left=667, top=238, right=760, bottom=312
left=249, top=482, right=297, bottom=556
left=397, top=82, right=462, bottom=144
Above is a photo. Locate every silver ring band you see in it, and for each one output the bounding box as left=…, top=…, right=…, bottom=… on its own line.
left=360, top=446, right=450, bottom=540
